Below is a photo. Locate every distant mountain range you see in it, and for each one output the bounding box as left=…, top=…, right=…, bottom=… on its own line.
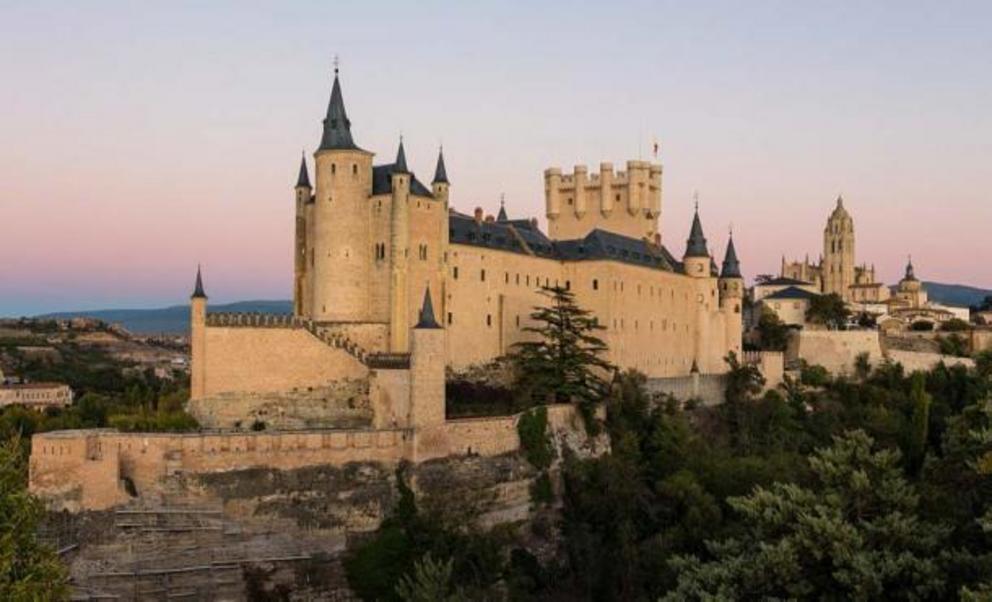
left=39, top=300, right=292, bottom=334
left=34, top=281, right=992, bottom=335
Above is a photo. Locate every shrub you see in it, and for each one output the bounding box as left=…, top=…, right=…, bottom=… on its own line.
left=518, top=407, right=553, bottom=470
left=530, top=471, right=554, bottom=506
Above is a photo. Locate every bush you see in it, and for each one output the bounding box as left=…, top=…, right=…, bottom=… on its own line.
left=800, top=362, right=831, bottom=387
left=910, top=321, right=935, bottom=332
left=941, top=318, right=972, bottom=332
left=530, top=471, right=554, bottom=506
left=517, top=407, right=553, bottom=470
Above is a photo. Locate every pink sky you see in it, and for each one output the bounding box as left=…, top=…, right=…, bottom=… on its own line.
left=2, top=1, right=990, bottom=315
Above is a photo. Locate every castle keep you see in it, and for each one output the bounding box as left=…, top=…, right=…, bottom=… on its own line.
left=192, top=68, right=744, bottom=404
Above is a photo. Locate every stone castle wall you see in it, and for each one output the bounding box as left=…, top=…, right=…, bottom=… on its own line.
left=29, top=405, right=581, bottom=512
left=788, top=330, right=884, bottom=375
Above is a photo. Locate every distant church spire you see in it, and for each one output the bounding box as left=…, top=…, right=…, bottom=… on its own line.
left=394, top=136, right=409, bottom=173
left=296, top=151, right=311, bottom=188
left=416, top=286, right=440, bottom=329
left=318, top=64, right=359, bottom=151
left=905, top=255, right=916, bottom=280
left=497, top=193, right=508, bottom=222
left=191, top=265, right=207, bottom=299
left=685, top=202, right=709, bottom=258
left=432, top=146, right=449, bottom=184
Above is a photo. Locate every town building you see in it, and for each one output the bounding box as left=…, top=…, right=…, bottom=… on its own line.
left=0, top=382, right=73, bottom=410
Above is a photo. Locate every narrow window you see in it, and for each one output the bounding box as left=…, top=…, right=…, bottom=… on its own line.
left=453, top=267, right=459, bottom=279
left=447, top=312, right=453, bottom=325
left=486, top=314, right=492, bottom=327
left=565, top=280, right=571, bottom=290
left=331, top=163, right=336, bottom=174
left=352, top=164, right=358, bottom=175
left=481, top=269, right=486, bottom=282
left=593, top=279, right=599, bottom=290
left=505, top=272, right=509, bottom=284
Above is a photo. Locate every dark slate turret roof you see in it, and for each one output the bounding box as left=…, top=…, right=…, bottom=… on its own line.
left=685, top=210, right=709, bottom=258
left=720, top=236, right=742, bottom=278
left=904, top=257, right=917, bottom=281
left=416, top=286, right=441, bottom=329
left=497, top=203, right=508, bottom=222
left=432, top=148, right=448, bottom=184
left=319, top=72, right=361, bottom=151
left=394, top=139, right=409, bottom=174
left=191, top=265, right=207, bottom=299
left=296, top=153, right=311, bottom=188
left=372, top=164, right=433, bottom=197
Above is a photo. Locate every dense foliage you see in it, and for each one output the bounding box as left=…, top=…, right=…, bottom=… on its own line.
left=805, top=292, right=850, bottom=329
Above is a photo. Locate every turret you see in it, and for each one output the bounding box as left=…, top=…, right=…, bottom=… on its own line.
left=431, top=146, right=449, bottom=206
left=719, top=233, right=744, bottom=356
left=573, top=164, right=588, bottom=217
left=190, top=266, right=207, bottom=400
left=309, top=67, right=374, bottom=322
left=389, top=138, right=411, bottom=352
left=683, top=205, right=710, bottom=278
left=410, top=286, right=447, bottom=459
left=544, top=167, right=562, bottom=221
left=293, top=153, right=311, bottom=316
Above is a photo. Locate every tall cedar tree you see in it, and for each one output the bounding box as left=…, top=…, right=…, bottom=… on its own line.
left=512, top=286, right=613, bottom=414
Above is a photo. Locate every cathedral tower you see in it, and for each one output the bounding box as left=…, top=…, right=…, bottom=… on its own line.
left=308, top=67, right=375, bottom=321
left=822, top=195, right=855, bottom=301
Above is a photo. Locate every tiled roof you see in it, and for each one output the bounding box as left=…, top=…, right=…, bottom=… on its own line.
left=764, top=286, right=819, bottom=300
left=372, top=164, right=434, bottom=197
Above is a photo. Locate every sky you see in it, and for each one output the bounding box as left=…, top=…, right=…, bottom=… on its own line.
left=1, top=0, right=990, bottom=316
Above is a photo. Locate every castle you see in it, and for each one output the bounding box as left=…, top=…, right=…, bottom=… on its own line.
left=190, top=67, right=744, bottom=405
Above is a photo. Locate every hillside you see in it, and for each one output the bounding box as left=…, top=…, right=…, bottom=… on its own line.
left=39, top=300, right=292, bottom=334
left=921, top=282, right=992, bottom=308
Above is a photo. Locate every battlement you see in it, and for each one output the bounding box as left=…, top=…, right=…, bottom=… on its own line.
left=544, top=159, right=662, bottom=241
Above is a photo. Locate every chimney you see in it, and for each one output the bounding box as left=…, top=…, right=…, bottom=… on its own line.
left=485, top=214, right=494, bottom=223
left=474, top=207, right=483, bottom=224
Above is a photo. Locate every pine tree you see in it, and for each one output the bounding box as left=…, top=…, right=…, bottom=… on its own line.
left=395, top=554, right=466, bottom=602
left=511, top=286, right=613, bottom=420
left=907, top=372, right=932, bottom=473
left=663, top=430, right=949, bottom=601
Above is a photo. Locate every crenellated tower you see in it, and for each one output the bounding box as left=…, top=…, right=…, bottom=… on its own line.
left=544, top=160, right=662, bottom=241
left=308, top=67, right=375, bottom=321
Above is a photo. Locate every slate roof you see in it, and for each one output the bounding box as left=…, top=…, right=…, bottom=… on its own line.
left=372, top=164, right=434, bottom=197
left=432, top=148, right=448, bottom=184
left=720, top=236, right=742, bottom=278
left=685, top=210, right=709, bottom=258
left=191, top=266, right=207, bottom=299
left=416, top=286, right=441, bottom=329
left=764, top=286, right=819, bottom=301
left=318, top=73, right=363, bottom=152
left=296, top=154, right=311, bottom=188
left=448, top=211, right=683, bottom=273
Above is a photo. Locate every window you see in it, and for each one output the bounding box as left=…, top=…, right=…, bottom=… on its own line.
left=516, top=274, right=520, bottom=285
left=331, top=163, right=336, bottom=174
left=515, top=315, right=520, bottom=326
left=453, top=267, right=459, bottom=279
left=353, top=164, right=358, bottom=175
left=447, top=312, right=453, bottom=325
left=481, top=269, right=486, bottom=282
left=565, top=280, right=570, bottom=290
left=486, top=314, right=492, bottom=327
left=593, top=279, right=599, bottom=290
left=505, top=272, right=509, bottom=284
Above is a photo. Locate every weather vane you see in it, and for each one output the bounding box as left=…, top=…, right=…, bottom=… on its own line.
left=693, top=190, right=699, bottom=211
left=333, top=54, right=340, bottom=74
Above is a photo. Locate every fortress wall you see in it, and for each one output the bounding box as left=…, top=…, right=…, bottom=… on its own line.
left=886, top=350, right=975, bottom=373
left=646, top=374, right=726, bottom=406
left=446, top=243, right=735, bottom=379
left=971, top=330, right=992, bottom=354
left=30, top=428, right=414, bottom=511
left=202, top=326, right=367, bottom=397
left=443, top=403, right=578, bottom=458
left=318, top=322, right=389, bottom=354
left=788, top=330, right=884, bottom=375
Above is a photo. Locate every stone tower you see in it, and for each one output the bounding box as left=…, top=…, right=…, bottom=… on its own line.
left=682, top=206, right=710, bottom=279
left=822, top=195, right=855, bottom=301
left=308, top=68, right=375, bottom=321
left=410, top=287, right=446, bottom=460
left=389, top=140, right=411, bottom=352
left=190, top=266, right=207, bottom=400
left=719, top=234, right=744, bottom=357
left=431, top=148, right=450, bottom=323
left=293, top=153, right=312, bottom=316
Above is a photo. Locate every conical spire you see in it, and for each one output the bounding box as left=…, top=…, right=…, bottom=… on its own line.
left=497, top=194, right=508, bottom=222
left=394, top=137, right=409, bottom=173
left=720, top=234, right=742, bottom=278
left=432, top=146, right=449, bottom=184
left=318, top=69, right=359, bottom=151
left=416, top=286, right=440, bottom=329
left=191, top=265, right=207, bottom=299
left=296, top=152, right=311, bottom=188
left=684, top=206, right=709, bottom=258
left=905, top=255, right=916, bottom=281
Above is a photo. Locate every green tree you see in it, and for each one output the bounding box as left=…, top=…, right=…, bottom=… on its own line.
left=664, top=430, right=949, bottom=601
left=907, top=372, right=932, bottom=473
left=0, top=435, right=69, bottom=600
left=511, top=285, right=613, bottom=424
left=755, top=307, right=790, bottom=351
left=805, top=293, right=850, bottom=329
left=722, top=352, right=766, bottom=451
left=395, top=554, right=466, bottom=602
